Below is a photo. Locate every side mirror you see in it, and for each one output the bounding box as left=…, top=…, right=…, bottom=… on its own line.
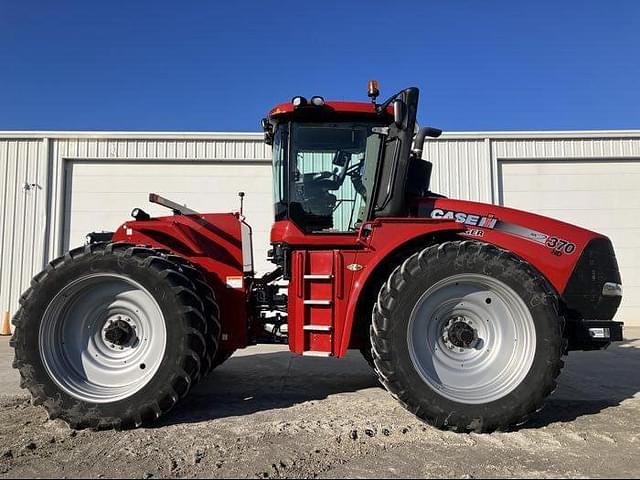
left=261, top=117, right=274, bottom=145
left=393, top=99, right=406, bottom=129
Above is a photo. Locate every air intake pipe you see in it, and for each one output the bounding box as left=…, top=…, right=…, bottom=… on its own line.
left=412, top=126, right=443, bottom=158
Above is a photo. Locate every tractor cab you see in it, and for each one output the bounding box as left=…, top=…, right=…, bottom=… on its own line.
left=263, top=83, right=442, bottom=236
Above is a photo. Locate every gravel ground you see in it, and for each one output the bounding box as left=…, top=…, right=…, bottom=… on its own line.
left=1, top=329, right=639, bottom=479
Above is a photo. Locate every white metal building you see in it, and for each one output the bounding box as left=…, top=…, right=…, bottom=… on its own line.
left=1, top=130, right=639, bottom=327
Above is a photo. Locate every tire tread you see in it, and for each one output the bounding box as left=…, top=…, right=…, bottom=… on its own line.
left=11, top=241, right=213, bottom=429
left=369, top=240, right=565, bottom=433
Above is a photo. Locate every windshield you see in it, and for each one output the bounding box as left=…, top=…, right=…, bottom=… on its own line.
left=272, top=121, right=382, bottom=233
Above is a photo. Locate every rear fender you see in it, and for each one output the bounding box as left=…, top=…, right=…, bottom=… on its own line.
left=112, top=212, right=250, bottom=351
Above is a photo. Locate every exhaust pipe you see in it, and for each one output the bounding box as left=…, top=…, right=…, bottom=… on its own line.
left=413, top=126, right=443, bottom=157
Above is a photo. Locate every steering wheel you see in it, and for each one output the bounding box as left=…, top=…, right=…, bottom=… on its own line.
left=307, top=151, right=365, bottom=192
left=323, top=151, right=363, bottom=189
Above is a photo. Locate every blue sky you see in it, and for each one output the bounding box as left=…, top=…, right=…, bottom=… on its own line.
left=0, top=1, right=638, bottom=132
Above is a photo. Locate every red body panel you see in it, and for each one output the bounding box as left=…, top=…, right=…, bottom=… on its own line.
left=288, top=249, right=359, bottom=355
left=337, top=218, right=466, bottom=356
left=109, top=194, right=609, bottom=358
left=271, top=220, right=362, bottom=247
left=112, top=212, right=249, bottom=352
left=414, top=198, right=606, bottom=294
left=274, top=218, right=466, bottom=356
left=273, top=195, right=611, bottom=357
left=269, top=100, right=393, bottom=118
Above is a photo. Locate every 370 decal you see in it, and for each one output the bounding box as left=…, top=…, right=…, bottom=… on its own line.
left=425, top=207, right=578, bottom=256
left=545, top=236, right=576, bottom=256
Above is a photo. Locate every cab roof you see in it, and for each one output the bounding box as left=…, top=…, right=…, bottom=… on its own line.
left=268, top=101, right=394, bottom=122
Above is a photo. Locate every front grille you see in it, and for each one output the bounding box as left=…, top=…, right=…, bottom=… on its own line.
left=562, top=237, right=622, bottom=320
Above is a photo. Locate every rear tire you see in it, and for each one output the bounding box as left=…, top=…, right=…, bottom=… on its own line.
left=162, top=254, right=222, bottom=376
left=360, top=346, right=375, bottom=369
left=370, top=240, right=565, bottom=433
left=11, top=243, right=211, bottom=429
left=210, top=349, right=236, bottom=370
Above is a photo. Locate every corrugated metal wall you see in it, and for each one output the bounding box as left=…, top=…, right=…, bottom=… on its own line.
left=425, top=138, right=492, bottom=202
left=493, top=137, right=640, bottom=159
left=48, top=135, right=270, bottom=260
left=1, top=131, right=639, bottom=325
left=0, top=138, right=49, bottom=321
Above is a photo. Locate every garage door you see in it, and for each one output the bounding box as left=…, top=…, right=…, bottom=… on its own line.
left=500, top=159, right=640, bottom=326
left=64, top=160, right=274, bottom=274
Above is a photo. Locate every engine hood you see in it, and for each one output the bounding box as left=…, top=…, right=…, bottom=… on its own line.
left=412, top=197, right=615, bottom=296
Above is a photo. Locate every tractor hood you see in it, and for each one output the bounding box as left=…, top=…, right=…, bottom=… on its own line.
left=413, top=197, right=622, bottom=322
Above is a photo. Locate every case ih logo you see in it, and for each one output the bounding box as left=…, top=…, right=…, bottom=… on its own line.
left=429, top=208, right=498, bottom=229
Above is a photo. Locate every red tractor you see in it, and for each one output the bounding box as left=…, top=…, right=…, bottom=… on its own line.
left=11, top=83, right=623, bottom=432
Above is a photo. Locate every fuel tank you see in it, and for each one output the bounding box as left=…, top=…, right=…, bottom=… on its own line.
left=413, top=197, right=622, bottom=323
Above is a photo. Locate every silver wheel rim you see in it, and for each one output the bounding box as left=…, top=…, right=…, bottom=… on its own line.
left=39, top=273, right=167, bottom=403
left=407, top=273, right=536, bottom=404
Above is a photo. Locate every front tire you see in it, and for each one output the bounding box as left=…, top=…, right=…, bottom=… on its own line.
left=370, top=241, right=565, bottom=433
left=11, top=243, right=210, bottom=429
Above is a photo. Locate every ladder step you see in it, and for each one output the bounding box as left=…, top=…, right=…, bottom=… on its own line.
left=304, top=274, right=333, bottom=280
left=303, top=299, right=332, bottom=306
left=303, top=325, right=333, bottom=332
left=302, top=351, right=332, bottom=357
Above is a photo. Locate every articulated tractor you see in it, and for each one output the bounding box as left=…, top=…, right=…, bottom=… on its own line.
left=12, top=82, right=623, bottom=432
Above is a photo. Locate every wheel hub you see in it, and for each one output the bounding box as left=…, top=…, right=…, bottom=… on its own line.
left=442, top=316, right=478, bottom=350
left=103, top=317, right=137, bottom=348
left=446, top=319, right=477, bottom=349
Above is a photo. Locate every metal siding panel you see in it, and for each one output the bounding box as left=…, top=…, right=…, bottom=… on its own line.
left=50, top=138, right=268, bottom=162
left=425, top=139, right=490, bottom=203
left=8, top=141, right=24, bottom=318
left=178, top=140, right=187, bottom=159
left=96, top=139, right=106, bottom=158
left=0, top=141, right=10, bottom=317
left=0, top=141, right=15, bottom=316
left=205, top=141, right=215, bottom=158
left=0, top=139, right=48, bottom=321
left=493, top=137, right=640, bottom=159
left=196, top=141, right=205, bottom=159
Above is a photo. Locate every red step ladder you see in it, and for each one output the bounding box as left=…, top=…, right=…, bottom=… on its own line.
left=289, top=250, right=344, bottom=356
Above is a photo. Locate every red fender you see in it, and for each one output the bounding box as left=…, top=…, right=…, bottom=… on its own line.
left=415, top=198, right=607, bottom=294
left=336, top=218, right=465, bottom=356
left=112, top=212, right=250, bottom=352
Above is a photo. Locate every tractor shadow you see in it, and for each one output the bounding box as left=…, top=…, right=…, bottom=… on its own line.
left=156, top=347, right=380, bottom=426
left=524, top=332, right=640, bottom=428
left=156, top=333, right=640, bottom=429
